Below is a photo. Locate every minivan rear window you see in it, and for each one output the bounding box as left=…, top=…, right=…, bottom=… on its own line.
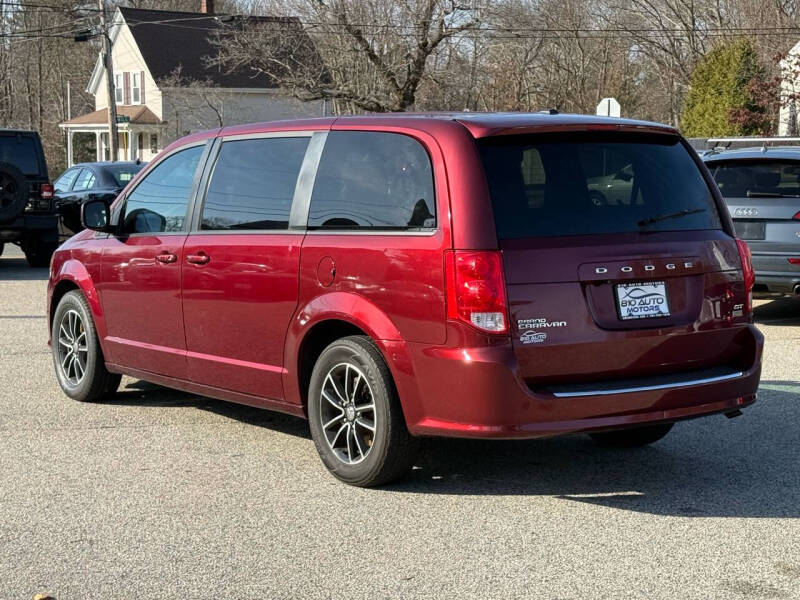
left=479, top=133, right=721, bottom=239
left=707, top=160, right=800, bottom=198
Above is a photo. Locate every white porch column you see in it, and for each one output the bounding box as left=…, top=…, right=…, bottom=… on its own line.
left=95, top=131, right=102, bottom=161
left=66, top=129, right=73, bottom=167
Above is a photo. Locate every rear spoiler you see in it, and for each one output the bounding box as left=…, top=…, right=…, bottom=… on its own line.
left=459, top=121, right=679, bottom=139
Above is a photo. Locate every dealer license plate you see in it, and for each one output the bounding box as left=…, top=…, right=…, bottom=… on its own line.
left=615, top=281, right=670, bottom=320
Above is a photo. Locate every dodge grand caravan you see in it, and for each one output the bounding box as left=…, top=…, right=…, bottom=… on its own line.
left=48, top=113, right=763, bottom=486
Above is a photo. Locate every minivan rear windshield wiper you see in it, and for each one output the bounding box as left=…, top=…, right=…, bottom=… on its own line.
left=746, top=191, right=800, bottom=198
left=638, top=208, right=706, bottom=227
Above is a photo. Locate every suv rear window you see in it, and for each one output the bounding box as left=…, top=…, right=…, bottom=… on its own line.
left=479, top=133, right=721, bottom=239
left=0, top=135, right=41, bottom=175
left=707, top=160, right=800, bottom=198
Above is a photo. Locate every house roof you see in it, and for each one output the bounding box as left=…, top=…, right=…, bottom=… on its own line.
left=118, top=7, right=308, bottom=89
left=61, top=105, right=162, bottom=126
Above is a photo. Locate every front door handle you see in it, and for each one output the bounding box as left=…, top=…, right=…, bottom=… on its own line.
left=186, top=252, right=210, bottom=265
left=155, top=252, right=177, bottom=264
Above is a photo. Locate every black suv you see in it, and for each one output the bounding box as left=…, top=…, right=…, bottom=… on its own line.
left=0, top=129, right=58, bottom=267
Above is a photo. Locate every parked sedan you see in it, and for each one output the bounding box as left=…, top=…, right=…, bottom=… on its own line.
left=54, top=161, right=145, bottom=236
left=703, top=148, right=800, bottom=296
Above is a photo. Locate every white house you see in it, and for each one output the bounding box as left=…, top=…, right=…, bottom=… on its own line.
left=60, top=3, right=324, bottom=165
left=779, top=40, right=800, bottom=136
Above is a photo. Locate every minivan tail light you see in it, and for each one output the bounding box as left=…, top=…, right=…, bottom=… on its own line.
left=793, top=211, right=800, bottom=220
left=40, top=183, right=53, bottom=199
left=735, top=238, right=755, bottom=314
left=446, top=250, right=509, bottom=334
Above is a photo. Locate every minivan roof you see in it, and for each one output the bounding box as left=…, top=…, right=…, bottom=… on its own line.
left=216, top=112, right=678, bottom=140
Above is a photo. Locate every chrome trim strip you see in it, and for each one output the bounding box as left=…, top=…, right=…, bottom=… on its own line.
left=220, top=130, right=317, bottom=142
left=550, top=371, right=744, bottom=398
left=304, top=229, right=438, bottom=237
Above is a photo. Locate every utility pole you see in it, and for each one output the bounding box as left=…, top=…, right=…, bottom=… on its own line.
left=98, top=0, right=118, bottom=161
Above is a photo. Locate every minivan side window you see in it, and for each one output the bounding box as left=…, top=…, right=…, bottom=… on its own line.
left=200, top=136, right=310, bottom=231
left=122, top=145, right=204, bottom=234
left=308, top=131, right=436, bottom=230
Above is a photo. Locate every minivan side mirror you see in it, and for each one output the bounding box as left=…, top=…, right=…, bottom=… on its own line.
left=81, top=198, right=112, bottom=232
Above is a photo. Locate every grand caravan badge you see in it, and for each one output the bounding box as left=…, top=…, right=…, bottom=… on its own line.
left=615, top=281, right=670, bottom=320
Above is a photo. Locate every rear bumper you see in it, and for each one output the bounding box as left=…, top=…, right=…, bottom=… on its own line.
left=752, top=253, right=800, bottom=294
left=0, top=213, right=59, bottom=241
left=392, top=325, right=763, bottom=440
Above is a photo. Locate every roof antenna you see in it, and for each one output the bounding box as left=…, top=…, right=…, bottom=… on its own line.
left=539, top=108, right=559, bottom=115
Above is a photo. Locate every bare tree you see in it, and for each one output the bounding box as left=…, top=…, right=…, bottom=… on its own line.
left=213, top=0, right=480, bottom=112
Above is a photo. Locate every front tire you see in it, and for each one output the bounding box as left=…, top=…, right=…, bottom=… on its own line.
left=51, top=290, right=121, bottom=402
left=589, top=423, right=674, bottom=447
left=308, top=336, right=419, bottom=487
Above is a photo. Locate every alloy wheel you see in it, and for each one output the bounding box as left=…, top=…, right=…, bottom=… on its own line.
left=319, top=362, right=377, bottom=465
left=57, top=309, right=88, bottom=385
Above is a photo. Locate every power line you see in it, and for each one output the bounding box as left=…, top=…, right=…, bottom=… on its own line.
left=0, top=1, right=99, bottom=11
left=3, top=5, right=800, bottom=42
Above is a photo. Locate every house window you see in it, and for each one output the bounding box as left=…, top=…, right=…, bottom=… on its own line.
left=114, top=73, right=123, bottom=104
left=131, top=72, right=141, bottom=104
left=150, top=134, right=158, bottom=154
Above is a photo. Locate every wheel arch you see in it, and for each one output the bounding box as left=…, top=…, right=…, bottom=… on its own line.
left=283, top=292, right=406, bottom=413
left=49, top=259, right=107, bottom=342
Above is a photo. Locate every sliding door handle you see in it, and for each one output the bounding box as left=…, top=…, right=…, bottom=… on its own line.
left=186, top=252, right=210, bottom=265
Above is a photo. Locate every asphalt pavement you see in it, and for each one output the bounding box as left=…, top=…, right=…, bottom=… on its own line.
left=1, top=244, right=799, bottom=599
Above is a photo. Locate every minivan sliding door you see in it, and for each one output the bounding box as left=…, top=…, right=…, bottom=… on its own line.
left=181, top=132, right=315, bottom=401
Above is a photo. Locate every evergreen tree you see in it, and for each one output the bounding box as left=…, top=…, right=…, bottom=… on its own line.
left=681, top=40, right=770, bottom=137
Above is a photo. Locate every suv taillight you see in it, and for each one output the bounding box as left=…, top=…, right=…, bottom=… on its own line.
left=40, top=183, right=53, bottom=199
left=793, top=211, right=800, bottom=220
left=446, top=250, right=509, bottom=334
left=736, top=238, right=755, bottom=314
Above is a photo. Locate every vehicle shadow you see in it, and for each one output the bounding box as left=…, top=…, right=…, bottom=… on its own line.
left=389, top=381, right=800, bottom=518
left=0, top=252, right=49, bottom=281
left=111, top=379, right=311, bottom=439
left=111, top=378, right=800, bottom=517
left=754, top=296, right=800, bottom=325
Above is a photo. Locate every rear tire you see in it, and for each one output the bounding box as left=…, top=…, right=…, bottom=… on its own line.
left=589, top=423, right=674, bottom=447
left=52, top=290, right=121, bottom=402
left=0, top=242, right=4, bottom=257
left=308, top=335, right=419, bottom=487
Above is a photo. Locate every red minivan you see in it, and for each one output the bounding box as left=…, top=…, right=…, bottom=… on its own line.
left=47, top=113, right=763, bottom=486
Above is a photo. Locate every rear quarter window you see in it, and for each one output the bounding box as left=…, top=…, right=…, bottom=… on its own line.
left=308, top=131, right=436, bottom=231
left=479, top=133, right=721, bottom=239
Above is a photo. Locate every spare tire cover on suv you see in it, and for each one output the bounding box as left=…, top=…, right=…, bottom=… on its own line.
left=0, top=161, right=28, bottom=223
